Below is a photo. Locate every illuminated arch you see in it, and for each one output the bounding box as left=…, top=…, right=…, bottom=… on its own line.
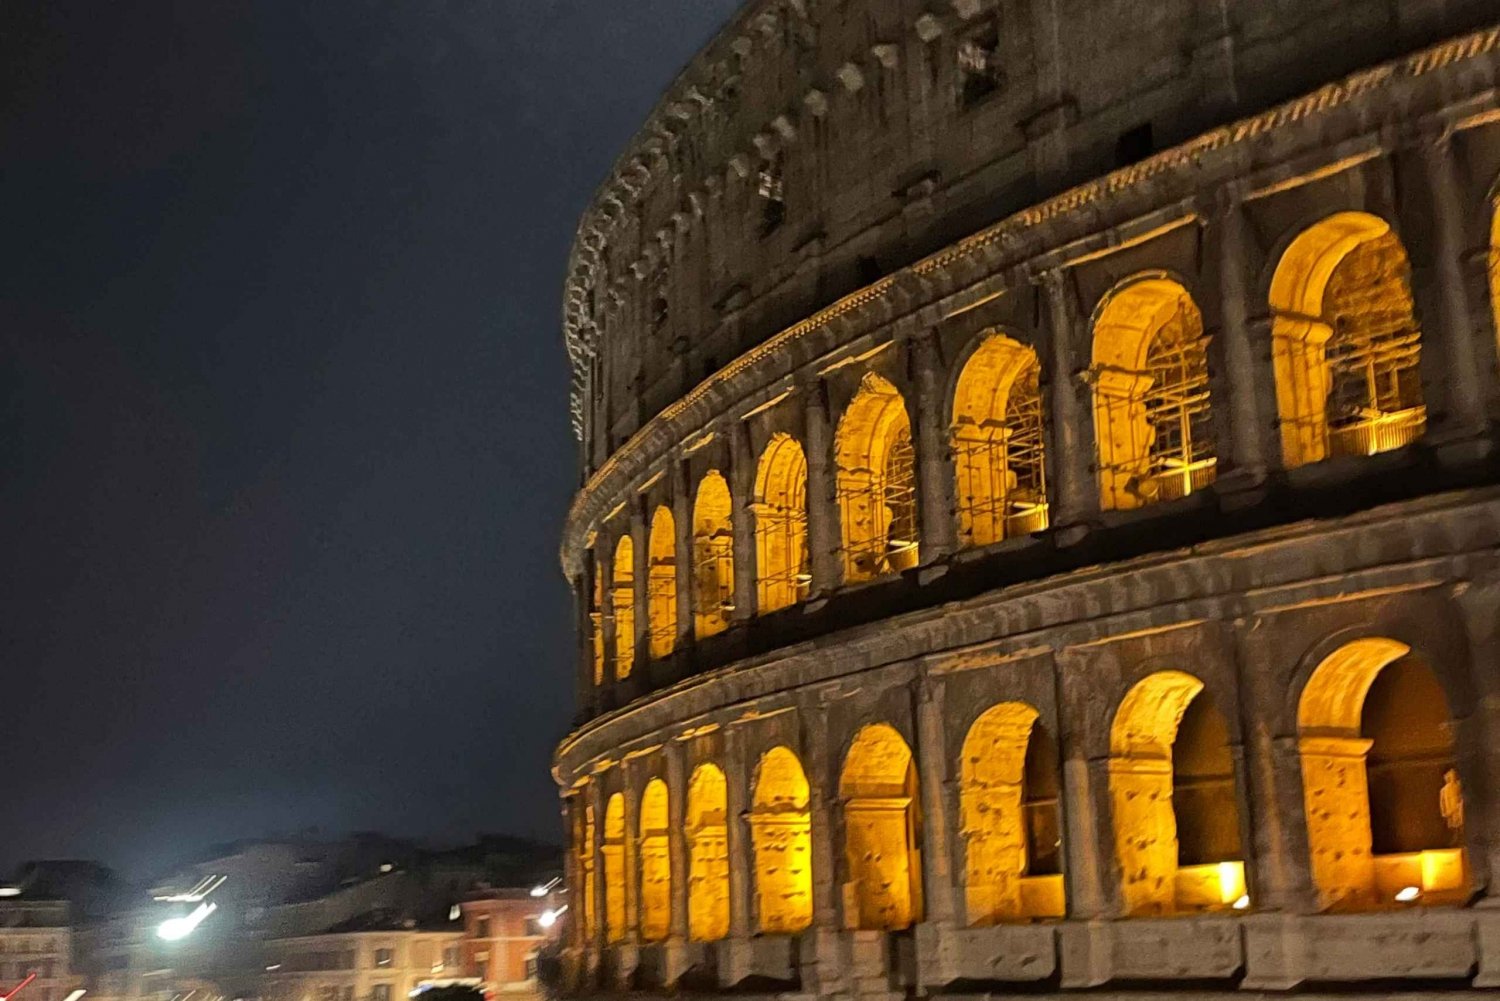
left=839, top=723, right=923, bottom=930
left=1270, top=212, right=1425, bottom=467
left=950, top=335, right=1049, bottom=547
left=647, top=507, right=677, bottom=658
left=685, top=764, right=730, bottom=941
left=1109, top=672, right=1244, bottom=916
left=1297, top=638, right=1465, bottom=911
left=602, top=793, right=627, bottom=943
left=959, top=702, right=1064, bottom=924
left=1091, top=278, right=1215, bottom=510
left=1490, top=203, right=1500, bottom=353
left=691, top=472, right=734, bottom=639
left=638, top=778, right=672, bottom=941
left=835, top=374, right=918, bottom=582
left=753, top=435, right=810, bottom=613
left=611, top=536, right=635, bottom=680
left=750, top=746, right=813, bottom=934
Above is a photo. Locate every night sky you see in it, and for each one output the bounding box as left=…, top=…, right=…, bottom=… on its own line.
left=1, top=1, right=740, bottom=877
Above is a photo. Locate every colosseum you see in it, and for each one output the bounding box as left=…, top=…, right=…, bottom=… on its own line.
left=552, top=1, right=1500, bottom=996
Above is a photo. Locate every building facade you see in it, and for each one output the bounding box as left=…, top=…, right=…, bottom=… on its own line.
left=458, top=892, right=555, bottom=995
left=262, top=927, right=463, bottom=1001
left=553, top=0, right=1500, bottom=997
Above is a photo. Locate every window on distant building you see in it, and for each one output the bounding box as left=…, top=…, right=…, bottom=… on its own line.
left=371, top=985, right=391, bottom=1001
left=442, top=946, right=460, bottom=970
left=374, top=948, right=393, bottom=969
left=523, top=919, right=543, bottom=937
left=473, top=917, right=490, bottom=939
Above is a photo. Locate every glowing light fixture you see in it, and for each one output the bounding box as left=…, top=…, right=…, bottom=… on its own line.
left=154, top=875, right=226, bottom=903
left=62, top=990, right=87, bottom=1001
left=379, top=864, right=394, bottom=874
left=158, top=902, right=217, bottom=941
left=0, top=888, right=19, bottom=898
left=448, top=905, right=461, bottom=921
left=536, top=904, right=568, bottom=929
left=1232, top=894, right=1251, bottom=910
left=1395, top=885, right=1421, bottom=903
left=529, top=877, right=561, bottom=898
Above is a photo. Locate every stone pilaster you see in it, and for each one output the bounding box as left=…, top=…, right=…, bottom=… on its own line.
left=664, top=740, right=692, bottom=983
left=802, top=379, right=841, bottom=592
left=1211, top=194, right=1274, bottom=492
left=1039, top=270, right=1096, bottom=540
left=1402, top=135, right=1488, bottom=454
left=728, top=420, right=759, bottom=622
left=724, top=724, right=754, bottom=938
left=1453, top=579, right=1500, bottom=902
left=910, top=330, right=958, bottom=563
left=913, top=675, right=960, bottom=927
left=671, top=458, right=694, bottom=652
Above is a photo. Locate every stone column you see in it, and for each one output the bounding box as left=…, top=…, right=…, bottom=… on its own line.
left=1212, top=194, right=1274, bottom=491
left=913, top=676, right=960, bottom=926
left=802, top=701, right=846, bottom=994
left=672, top=458, right=694, bottom=653
left=1403, top=136, right=1488, bottom=452
left=1232, top=619, right=1317, bottom=913
left=802, top=379, right=841, bottom=592
left=728, top=420, right=759, bottom=622
left=1039, top=271, right=1096, bottom=539
left=590, top=777, right=609, bottom=961
left=724, top=725, right=754, bottom=938
left=1452, top=579, right=1500, bottom=901
left=631, top=505, right=650, bottom=689
left=910, top=330, right=958, bottom=564
left=666, top=742, right=690, bottom=942
left=573, top=571, right=594, bottom=718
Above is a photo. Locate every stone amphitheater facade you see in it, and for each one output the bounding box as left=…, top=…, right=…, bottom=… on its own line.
left=552, top=1, right=1500, bottom=997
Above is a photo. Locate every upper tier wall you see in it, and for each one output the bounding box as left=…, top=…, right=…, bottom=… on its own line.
left=562, top=0, right=1497, bottom=465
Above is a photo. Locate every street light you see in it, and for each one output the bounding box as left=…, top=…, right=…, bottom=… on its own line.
left=158, top=902, right=217, bottom=941
left=536, top=905, right=568, bottom=929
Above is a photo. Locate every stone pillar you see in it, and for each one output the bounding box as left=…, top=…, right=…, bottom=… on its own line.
left=910, top=330, right=958, bottom=563
left=1452, top=579, right=1500, bottom=901
left=800, top=701, right=846, bottom=995
left=631, top=505, right=650, bottom=690
left=802, top=379, right=841, bottom=592
left=1039, top=270, right=1096, bottom=539
left=1233, top=620, right=1317, bottom=914
left=724, top=725, right=754, bottom=937
left=666, top=742, right=690, bottom=942
left=573, top=571, right=594, bottom=718
left=1212, top=195, right=1274, bottom=491
left=913, top=676, right=960, bottom=926
left=590, top=777, right=609, bottom=961
left=671, top=458, right=694, bottom=652
left=1403, top=136, right=1488, bottom=452
left=728, top=421, right=759, bottom=622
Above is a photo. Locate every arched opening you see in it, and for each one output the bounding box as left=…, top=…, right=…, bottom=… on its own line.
left=602, top=793, right=627, bottom=943
left=578, top=800, right=597, bottom=940
left=611, top=537, right=635, bottom=681
left=590, top=553, right=606, bottom=686
left=1270, top=212, right=1425, bottom=467
left=647, top=508, right=677, bottom=659
left=1297, top=638, right=1465, bottom=911
left=1109, top=672, right=1244, bottom=916
left=950, top=335, right=1049, bottom=547
left=834, top=374, right=918, bottom=583
left=638, top=779, right=672, bottom=942
left=1091, top=278, right=1215, bottom=510
left=839, top=723, right=923, bottom=930
left=753, top=435, right=810, bottom=613
left=959, top=702, right=1064, bottom=924
left=750, top=746, right=814, bottom=934
left=691, top=472, right=734, bottom=639
left=686, top=764, right=730, bottom=941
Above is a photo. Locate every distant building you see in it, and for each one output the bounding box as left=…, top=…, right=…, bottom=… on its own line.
left=0, top=898, right=77, bottom=1001
left=262, top=910, right=464, bottom=1001
left=458, top=890, right=560, bottom=996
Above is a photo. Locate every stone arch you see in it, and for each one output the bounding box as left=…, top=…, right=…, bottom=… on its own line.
left=691, top=472, right=734, bottom=639
left=686, top=764, right=730, bottom=941
left=1090, top=277, right=1215, bottom=511
left=647, top=507, right=677, bottom=659
left=753, top=434, right=810, bottom=613
left=834, top=374, right=918, bottom=583
left=959, top=702, right=1065, bottom=924
left=950, top=334, right=1049, bottom=547
left=637, top=778, right=672, bottom=941
left=750, top=745, right=814, bottom=934
left=1297, top=637, right=1466, bottom=911
left=839, top=723, right=923, bottom=930
left=611, top=536, right=635, bottom=681
left=1490, top=198, right=1500, bottom=356
left=602, top=793, right=627, bottom=943
left=1269, top=211, right=1425, bottom=467
left=1109, top=671, right=1244, bottom=916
